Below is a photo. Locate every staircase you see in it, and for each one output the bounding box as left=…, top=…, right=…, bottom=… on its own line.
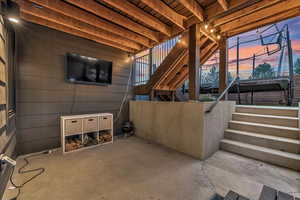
left=221, top=105, right=300, bottom=171
left=134, top=33, right=218, bottom=96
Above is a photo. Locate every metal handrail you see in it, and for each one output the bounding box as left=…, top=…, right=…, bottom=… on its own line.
left=205, top=77, right=239, bottom=114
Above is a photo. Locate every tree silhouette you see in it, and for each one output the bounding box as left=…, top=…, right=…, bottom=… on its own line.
left=294, top=58, right=300, bottom=74
left=201, top=65, right=234, bottom=87
left=252, top=62, right=275, bottom=79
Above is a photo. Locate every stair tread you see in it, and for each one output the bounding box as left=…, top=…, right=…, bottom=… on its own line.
left=230, top=120, right=299, bottom=131
left=225, top=129, right=300, bottom=144
left=232, top=112, right=298, bottom=120
left=221, top=139, right=300, bottom=160
left=235, top=105, right=298, bottom=110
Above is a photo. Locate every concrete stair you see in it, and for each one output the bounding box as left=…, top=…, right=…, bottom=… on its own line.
left=221, top=105, right=300, bottom=171
left=235, top=105, right=298, bottom=117
left=232, top=113, right=298, bottom=128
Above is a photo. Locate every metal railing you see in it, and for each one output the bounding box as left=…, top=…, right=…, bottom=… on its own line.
left=205, top=77, right=239, bottom=114
left=134, top=54, right=150, bottom=85
left=133, top=36, right=180, bottom=85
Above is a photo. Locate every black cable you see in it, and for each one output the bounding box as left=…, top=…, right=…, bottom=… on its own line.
left=9, top=154, right=46, bottom=200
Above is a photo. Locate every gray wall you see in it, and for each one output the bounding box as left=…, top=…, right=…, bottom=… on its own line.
left=17, top=22, right=132, bottom=155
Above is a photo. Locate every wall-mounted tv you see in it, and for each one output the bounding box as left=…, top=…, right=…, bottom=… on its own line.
left=65, top=53, right=113, bottom=85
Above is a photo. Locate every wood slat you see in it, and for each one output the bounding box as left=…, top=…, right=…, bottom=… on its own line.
left=21, top=12, right=136, bottom=52
left=0, top=86, right=6, bottom=104
left=19, top=0, right=141, bottom=50
left=27, top=0, right=151, bottom=47
left=65, top=0, right=160, bottom=42
left=100, top=0, right=172, bottom=36
left=140, top=0, right=186, bottom=29
left=0, top=61, right=5, bottom=83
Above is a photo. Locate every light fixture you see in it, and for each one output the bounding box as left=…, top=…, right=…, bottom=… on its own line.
left=210, top=29, right=214, bottom=33
left=8, top=17, right=19, bottom=24
left=204, top=24, right=209, bottom=30
left=217, top=35, right=221, bottom=40
left=2, top=0, right=20, bottom=24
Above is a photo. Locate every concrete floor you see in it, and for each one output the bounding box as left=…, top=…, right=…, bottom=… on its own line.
left=3, top=137, right=300, bottom=200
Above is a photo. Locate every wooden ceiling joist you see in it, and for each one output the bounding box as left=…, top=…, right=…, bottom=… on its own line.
left=21, top=12, right=135, bottom=52
left=178, top=0, right=205, bottom=22
left=26, top=0, right=151, bottom=47
left=140, top=0, right=186, bottom=29
left=19, top=0, right=142, bottom=50
left=217, top=0, right=229, bottom=11
left=226, top=7, right=300, bottom=37
left=99, top=0, right=172, bottom=36
left=213, top=0, right=281, bottom=27
left=184, top=0, right=250, bottom=29
left=220, top=0, right=300, bottom=33
left=65, top=0, right=159, bottom=42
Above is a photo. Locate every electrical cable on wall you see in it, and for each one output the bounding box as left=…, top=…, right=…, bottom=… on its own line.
left=114, top=60, right=133, bottom=123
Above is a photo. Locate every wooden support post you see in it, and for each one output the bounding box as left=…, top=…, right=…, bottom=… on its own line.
left=171, top=91, right=175, bottom=102
left=219, top=36, right=228, bottom=99
left=149, top=48, right=153, bottom=77
left=188, top=23, right=201, bottom=101
left=150, top=90, right=155, bottom=101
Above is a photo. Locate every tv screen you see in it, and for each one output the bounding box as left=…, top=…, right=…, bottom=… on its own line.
left=65, top=53, right=112, bottom=85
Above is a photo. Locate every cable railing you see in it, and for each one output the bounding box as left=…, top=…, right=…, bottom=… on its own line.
left=133, top=36, right=180, bottom=85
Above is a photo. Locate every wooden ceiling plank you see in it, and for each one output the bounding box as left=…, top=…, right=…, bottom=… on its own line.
left=140, top=0, right=186, bottom=29
left=18, top=0, right=142, bottom=50
left=65, top=0, right=159, bottom=42
left=220, top=0, right=300, bottom=33
left=178, top=0, right=204, bottom=22
left=20, top=12, right=135, bottom=52
left=100, top=0, right=172, bottom=36
left=217, top=0, right=229, bottom=11
left=26, top=0, right=151, bottom=47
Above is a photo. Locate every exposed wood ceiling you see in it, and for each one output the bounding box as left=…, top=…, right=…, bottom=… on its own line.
left=16, top=0, right=300, bottom=53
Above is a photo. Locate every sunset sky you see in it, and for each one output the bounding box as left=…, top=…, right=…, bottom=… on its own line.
left=209, top=16, right=300, bottom=79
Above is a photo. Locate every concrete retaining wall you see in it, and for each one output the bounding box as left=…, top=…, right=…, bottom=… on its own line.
left=129, top=101, right=235, bottom=159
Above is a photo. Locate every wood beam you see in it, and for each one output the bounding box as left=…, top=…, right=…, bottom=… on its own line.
left=178, top=0, right=204, bottom=22
left=220, top=0, right=300, bottom=33
left=20, top=12, right=135, bottom=52
left=217, top=0, right=229, bottom=11
left=219, top=37, right=227, bottom=95
left=199, top=27, right=218, bottom=44
left=188, top=23, right=201, bottom=100
left=184, top=0, right=249, bottom=29
left=226, top=7, right=300, bottom=37
left=100, top=0, right=172, bottom=36
left=18, top=0, right=142, bottom=50
left=169, top=66, right=188, bottom=89
left=26, top=0, right=151, bottom=47
left=65, top=0, right=159, bottom=42
left=140, top=0, right=186, bottom=29
left=213, top=0, right=281, bottom=27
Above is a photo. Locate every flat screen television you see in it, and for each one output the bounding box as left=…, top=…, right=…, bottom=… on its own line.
left=65, top=53, right=112, bottom=85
